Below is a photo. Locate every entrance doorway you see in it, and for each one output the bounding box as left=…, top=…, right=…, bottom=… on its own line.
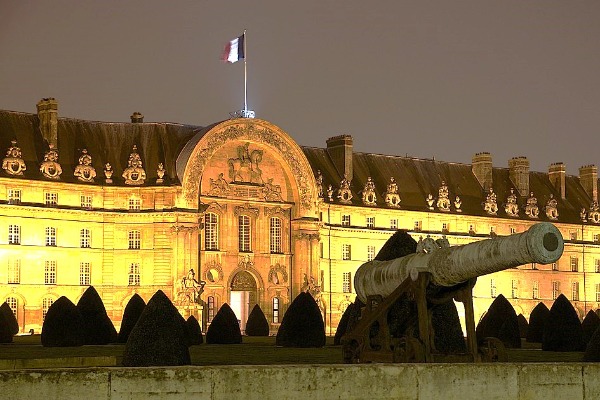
left=230, top=270, right=257, bottom=333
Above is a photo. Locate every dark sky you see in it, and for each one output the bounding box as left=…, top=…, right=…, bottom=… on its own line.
left=1, top=1, right=599, bottom=175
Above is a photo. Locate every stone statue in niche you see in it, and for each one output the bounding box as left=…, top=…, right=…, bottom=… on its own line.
left=426, top=194, right=434, bottom=210
left=2, top=139, right=27, bottom=176
left=315, top=170, right=324, bottom=199
left=122, top=145, right=146, bottom=185
left=436, top=181, right=450, bottom=212
left=483, top=188, right=498, bottom=215
left=454, top=196, right=462, bottom=212
left=73, top=149, right=96, bottom=183
left=545, top=194, right=559, bottom=220
left=337, top=174, right=352, bottom=204
left=384, top=177, right=401, bottom=208
left=156, top=163, right=165, bottom=184
left=327, top=184, right=333, bottom=202
left=39, top=146, right=62, bottom=180
left=228, top=142, right=263, bottom=184
left=589, top=201, right=600, bottom=224
left=524, top=192, right=539, bottom=219
left=104, top=163, right=114, bottom=184
left=504, top=188, right=520, bottom=217
left=362, top=176, right=377, bottom=206
left=209, top=172, right=231, bottom=196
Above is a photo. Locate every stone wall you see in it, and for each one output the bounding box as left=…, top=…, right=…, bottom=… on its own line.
left=1, top=363, right=600, bottom=399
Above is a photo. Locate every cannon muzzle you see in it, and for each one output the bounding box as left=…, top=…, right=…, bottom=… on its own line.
left=354, top=222, right=564, bottom=303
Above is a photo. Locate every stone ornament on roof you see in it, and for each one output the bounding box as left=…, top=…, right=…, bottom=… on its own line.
left=436, top=181, right=450, bottom=212
left=581, top=208, right=588, bottom=223
left=524, top=192, right=539, bottom=219
left=122, top=145, right=146, bottom=185
left=315, top=170, right=324, bottom=199
left=505, top=188, right=520, bottom=217
left=426, top=194, right=435, bottom=210
left=104, top=163, right=113, bottom=184
left=454, top=196, right=462, bottom=212
left=589, top=201, right=600, bottom=224
left=39, top=146, right=62, bottom=180
left=156, top=163, right=165, bottom=184
left=384, top=177, right=401, bottom=208
left=483, top=188, right=498, bottom=215
left=362, top=176, right=377, bottom=206
left=337, top=174, right=352, bottom=204
left=2, top=139, right=26, bottom=176
left=545, top=194, right=559, bottom=220
left=327, top=184, right=333, bottom=202
left=73, top=149, right=96, bottom=183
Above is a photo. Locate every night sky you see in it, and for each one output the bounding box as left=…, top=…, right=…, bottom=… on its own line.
left=1, top=1, right=599, bottom=175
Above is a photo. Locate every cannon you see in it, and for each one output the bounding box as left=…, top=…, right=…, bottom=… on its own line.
left=341, top=222, right=564, bottom=363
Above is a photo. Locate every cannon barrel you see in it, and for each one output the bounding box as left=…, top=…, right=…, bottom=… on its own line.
left=354, top=222, right=564, bottom=303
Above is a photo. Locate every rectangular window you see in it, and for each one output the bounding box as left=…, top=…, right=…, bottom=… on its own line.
left=45, top=192, right=58, bottom=205
left=390, top=219, right=398, bottom=230
left=414, top=221, right=422, bottom=232
left=342, top=215, right=351, bottom=227
left=570, top=231, right=578, bottom=241
left=80, top=262, right=91, bottom=286
left=208, top=296, right=216, bottom=323
left=8, top=225, right=20, bottom=245
left=511, top=280, right=519, bottom=299
left=552, top=281, right=560, bottom=299
left=342, top=272, right=352, bottom=293
left=238, top=215, right=251, bottom=252
left=596, top=259, right=600, bottom=273
left=594, top=234, right=600, bottom=243
left=490, top=279, right=497, bottom=298
left=8, top=259, right=20, bottom=284
left=204, top=213, right=219, bottom=250
left=510, top=227, right=516, bottom=234
left=272, top=297, right=280, bottom=324
left=80, top=194, right=92, bottom=210
left=552, top=262, right=558, bottom=271
left=469, top=224, right=475, bottom=234
left=572, top=282, right=580, bottom=301
left=44, top=261, right=57, bottom=285
left=570, top=257, right=579, bottom=272
left=367, top=245, right=376, bottom=262
left=596, top=284, right=600, bottom=302
left=128, top=230, right=141, bottom=250
left=320, top=242, right=324, bottom=259
left=532, top=281, right=539, bottom=299
left=366, top=217, right=375, bottom=228
left=128, top=263, right=140, bottom=286
left=45, top=227, right=56, bottom=246
left=270, top=217, right=282, bottom=253
left=8, top=189, right=21, bottom=205
left=490, top=226, right=496, bottom=236
left=442, top=222, right=449, bottom=233
left=342, top=244, right=351, bottom=261
left=531, top=263, right=537, bottom=270
left=80, top=229, right=91, bottom=248
left=128, top=197, right=141, bottom=211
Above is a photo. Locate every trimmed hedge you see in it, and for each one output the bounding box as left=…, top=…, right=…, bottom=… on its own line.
left=334, top=302, right=355, bottom=345
left=245, top=304, right=270, bottom=336
left=526, top=302, right=550, bottom=343
left=122, top=290, right=190, bottom=366
left=41, top=296, right=85, bottom=347
left=542, top=294, right=583, bottom=351
left=582, top=310, right=600, bottom=347
left=0, top=302, right=19, bottom=336
left=584, top=325, right=600, bottom=361
left=276, top=292, right=325, bottom=348
left=117, top=294, right=146, bottom=343
left=206, top=303, right=242, bottom=344
left=186, top=315, right=203, bottom=345
left=517, top=314, right=529, bottom=339
left=476, top=294, right=521, bottom=348
left=0, top=310, right=14, bottom=343
left=77, top=286, right=117, bottom=345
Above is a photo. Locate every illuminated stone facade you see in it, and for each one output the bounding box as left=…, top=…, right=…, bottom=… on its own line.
left=1, top=99, right=600, bottom=335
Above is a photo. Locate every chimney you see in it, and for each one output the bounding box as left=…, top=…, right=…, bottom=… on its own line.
left=579, top=165, right=598, bottom=203
left=508, top=156, right=529, bottom=196
left=37, top=98, right=58, bottom=148
left=326, top=135, right=353, bottom=182
left=548, top=162, right=566, bottom=199
left=472, top=152, right=493, bottom=191
left=130, top=112, right=144, bottom=123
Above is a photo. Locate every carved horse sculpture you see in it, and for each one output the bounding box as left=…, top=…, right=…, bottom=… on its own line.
left=228, top=143, right=264, bottom=184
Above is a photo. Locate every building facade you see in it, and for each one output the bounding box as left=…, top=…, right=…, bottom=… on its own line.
left=1, top=99, right=600, bottom=334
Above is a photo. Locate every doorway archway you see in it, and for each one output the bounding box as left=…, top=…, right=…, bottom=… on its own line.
left=230, top=270, right=257, bottom=332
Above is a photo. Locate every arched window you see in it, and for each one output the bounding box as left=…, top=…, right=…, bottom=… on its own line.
left=204, top=213, right=219, bottom=250
left=272, top=297, right=280, bottom=324
left=238, top=215, right=251, bottom=252
left=207, top=296, right=216, bottom=323
left=270, top=217, right=282, bottom=254
left=5, top=296, right=17, bottom=319
left=128, top=263, right=140, bottom=286
left=42, top=297, right=54, bottom=320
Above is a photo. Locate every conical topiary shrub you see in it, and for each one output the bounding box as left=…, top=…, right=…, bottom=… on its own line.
left=0, top=302, right=19, bottom=335
left=526, top=302, right=550, bottom=343
left=41, top=296, right=85, bottom=347
left=476, top=294, right=521, bottom=348
left=276, top=292, right=325, bottom=348
left=542, top=294, right=583, bottom=351
left=0, top=311, right=14, bottom=343
left=334, top=302, right=355, bottom=345
left=517, top=314, right=528, bottom=339
left=584, top=325, right=600, bottom=361
left=122, top=290, right=190, bottom=366
left=77, top=286, right=118, bottom=345
left=206, top=303, right=242, bottom=344
left=117, top=294, right=146, bottom=343
left=186, top=315, right=203, bottom=345
left=582, top=310, right=600, bottom=347
left=374, top=230, right=417, bottom=261
left=245, top=304, right=269, bottom=336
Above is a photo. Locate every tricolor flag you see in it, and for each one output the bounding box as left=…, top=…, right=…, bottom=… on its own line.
left=221, top=34, right=245, bottom=63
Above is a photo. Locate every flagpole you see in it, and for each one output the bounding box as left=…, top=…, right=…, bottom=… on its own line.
left=244, top=29, right=247, bottom=115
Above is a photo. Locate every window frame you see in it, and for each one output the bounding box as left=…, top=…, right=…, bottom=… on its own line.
left=238, top=215, right=252, bottom=252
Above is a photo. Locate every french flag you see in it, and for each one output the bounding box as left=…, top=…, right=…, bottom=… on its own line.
left=221, top=34, right=245, bottom=63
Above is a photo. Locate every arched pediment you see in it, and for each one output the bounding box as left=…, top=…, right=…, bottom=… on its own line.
left=177, top=119, right=317, bottom=218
